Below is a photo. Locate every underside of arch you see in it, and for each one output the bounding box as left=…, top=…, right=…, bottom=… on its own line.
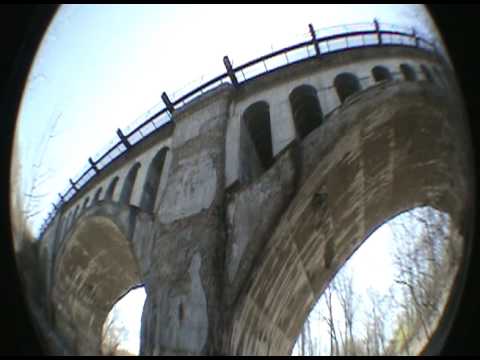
left=228, top=80, right=473, bottom=355
left=52, top=216, right=142, bottom=355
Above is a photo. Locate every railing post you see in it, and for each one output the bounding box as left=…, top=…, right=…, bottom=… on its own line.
left=374, top=19, right=382, bottom=45
left=59, top=193, right=64, bottom=203
left=69, top=179, right=78, bottom=192
left=412, top=28, right=420, bottom=47
left=88, top=157, right=99, bottom=174
left=309, top=23, right=321, bottom=57
left=223, top=56, right=239, bottom=88
left=161, top=92, right=175, bottom=114
left=116, top=128, right=131, bottom=149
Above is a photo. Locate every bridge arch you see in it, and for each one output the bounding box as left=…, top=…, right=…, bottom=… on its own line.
left=400, top=63, right=417, bottom=81
left=82, top=197, right=90, bottom=210
left=241, top=101, right=273, bottom=183
left=334, top=72, right=361, bottom=103
left=52, top=215, right=143, bottom=354
left=421, top=64, right=434, bottom=82
left=93, top=187, right=103, bottom=203
left=120, top=162, right=141, bottom=205
left=229, top=86, right=468, bottom=356
left=372, top=65, right=393, bottom=82
left=289, top=84, right=323, bottom=140
left=105, top=176, right=119, bottom=201
left=73, top=205, right=80, bottom=222
left=140, top=147, right=169, bottom=213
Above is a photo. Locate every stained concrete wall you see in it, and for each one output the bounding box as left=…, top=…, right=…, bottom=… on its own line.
left=37, top=45, right=472, bottom=356
left=226, top=71, right=472, bottom=355
left=129, top=84, right=233, bottom=355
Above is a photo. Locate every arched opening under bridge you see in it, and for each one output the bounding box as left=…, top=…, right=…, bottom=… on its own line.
left=101, top=285, right=146, bottom=356
left=292, top=206, right=461, bottom=356
left=52, top=216, right=142, bottom=355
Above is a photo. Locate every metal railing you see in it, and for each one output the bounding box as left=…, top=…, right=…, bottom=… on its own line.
left=38, top=20, right=441, bottom=236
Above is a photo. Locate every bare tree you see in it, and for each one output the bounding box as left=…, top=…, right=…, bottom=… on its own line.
left=388, top=207, right=459, bottom=353
left=331, top=268, right=357, bottom=355
left=293, top=207, right=459, bottom=357
left=101, top=310, right=130, bottom=356
left=19, top=112, right=62, bottom=238
left=321, top=282, right=340, bottom=355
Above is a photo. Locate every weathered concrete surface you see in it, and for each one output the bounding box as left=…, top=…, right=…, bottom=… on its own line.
left=133, top=86, right=232, bottom=355
left=226, top=78, right=473, bottom=355
left=34, top=45, right=473, bottom=356
left=224, top=143, right=300, bottom=306
left=51, top=206, right=142, bottom=354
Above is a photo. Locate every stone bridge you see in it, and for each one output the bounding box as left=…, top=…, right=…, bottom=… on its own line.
left=36, top=37, right=473, bottom=355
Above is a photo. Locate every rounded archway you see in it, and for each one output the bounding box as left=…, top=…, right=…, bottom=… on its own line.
left=372, top=65, right=393, bottom=82
left=52, top=216, right=142, bottom=355
left=334, top=72, right=361, bottom=103
left=101, top=285, right=147, bottom=356
left=289, top=85, right=324, bottom=139
left=105, top=176, right=120, bottom=201
left=240, top=101, right=274, bottom=183
left=400, top=63, right=417, bottom=81
left=228, top=81, right=473, bottom=356
left=292, top=206, right=462, bottom=355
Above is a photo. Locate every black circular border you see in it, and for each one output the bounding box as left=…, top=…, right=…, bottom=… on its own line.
left=0, top=4, right=479, bottom=355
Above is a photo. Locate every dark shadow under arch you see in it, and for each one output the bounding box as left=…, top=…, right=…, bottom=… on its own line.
left=73, top=205, right=80, bottom=220
left=421, top=64, right=434, bottom=82
left=140, top=148, right=169, bottom=213
left=289, top=85, right=323, bottom=139
left=400, top=63, right=417, bottom=81
left=372, top=65, right=393, bottom=82
left=120, top=163, right=141, bottom=205
left=94, top=187, right=103, bottom=203
left=82, top=197, right=90, bottom=210
left=334, top=72, right=361, bottom=103
left=105, top=176, right=119, bottom=201
left=241, top=101, right=274, bottom=183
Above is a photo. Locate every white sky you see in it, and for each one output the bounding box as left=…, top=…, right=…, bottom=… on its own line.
left=105, top=286, right=146, bottom=354
left=15, top=4, right=443, bottom=236
left=12, top=4, right=447, bottom=355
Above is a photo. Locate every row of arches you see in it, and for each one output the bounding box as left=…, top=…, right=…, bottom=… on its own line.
left=241, top=62, right=441, bottom=183
left=63, top=147, right=169, bottom=230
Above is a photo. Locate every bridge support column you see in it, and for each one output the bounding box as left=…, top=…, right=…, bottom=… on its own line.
left=132, top=90, right=232, bottom=355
